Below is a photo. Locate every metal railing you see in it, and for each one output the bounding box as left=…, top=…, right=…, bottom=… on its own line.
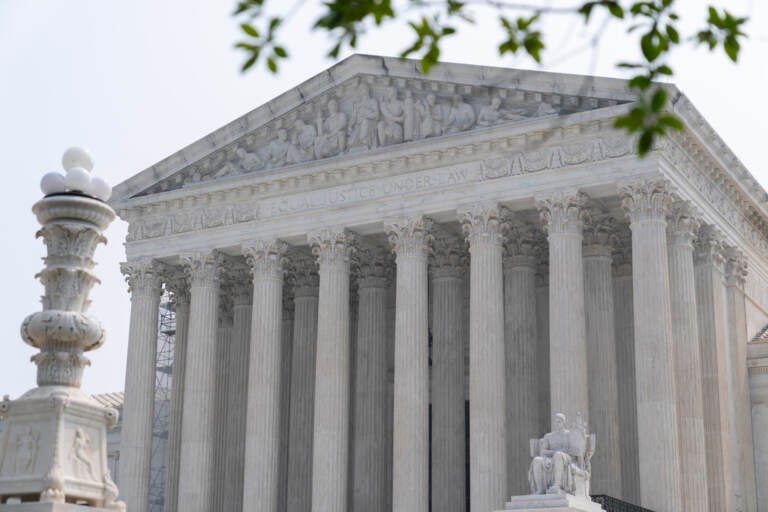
left=592, top=495, right=655, bottom=512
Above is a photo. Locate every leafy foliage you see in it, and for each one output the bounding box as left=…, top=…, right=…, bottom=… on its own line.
left=232, top=0, right=749, bottom=156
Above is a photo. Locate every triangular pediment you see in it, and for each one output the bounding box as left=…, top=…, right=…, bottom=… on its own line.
left=114, top=55, right=639, bottom=200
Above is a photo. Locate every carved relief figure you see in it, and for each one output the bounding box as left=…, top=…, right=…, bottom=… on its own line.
left=402, top=90, right=416, bottom=141
left=528, top=413, right=594, bottom=496
left=349, top=86, right=380, bottom=149
left=15, top=427, right=39, bottom=473
left=265, top=129, right=291, bottom=168
left=235, top=147, right=264, bottom=173
left=71, top=427, right=96, bottom=479
left=377, top=86, right=405, bottom=146
left=477, top=95, right=528, bottom=127
left=536, top=102, right=559, bottom=116
left=287, top=119, right=317, bottom=163
left=314, top=99, right=348, bottom=158
left=444, top=94, right=476, bottom=133
left=416, top=93, right=444, bottom=138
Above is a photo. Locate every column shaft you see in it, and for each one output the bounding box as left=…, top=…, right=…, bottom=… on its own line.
left=242, top=240, right=287, bottom=512
left=537, top=191, right=589, bottom=424
left=667, top=210, right=709, bottom=511
left=748, top=352, right=768, bottom=512
left=212, top=288, right=233, bottom=510
left=430, top=234, right=466, bottom=512
left=223, top=275, right=252, bottom=512
left=118, top=261, right=161, bottom=512
left=461, top=204, right=507, bottom=512
left=278, top=297, right=294, bottom=512
left=583, top=242, right=622, bottom=496
left=352, top=247, right=389, bottom=512
left=386, top=218, right=431, bottom=512
left=286, top=260, right=319, bottom=512
left=177, top=253, right=221, bottom=512
left=535, top=268, right=550, bottom=433
left=621, top=181, right=682, bottom=511
left=164, top=275, right=190, bottom=512
left=504, top=248, right=539, bottom=496
left=310, top=229, right=353, bottom=512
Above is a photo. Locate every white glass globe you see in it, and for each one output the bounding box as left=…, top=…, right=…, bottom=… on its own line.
left=62, top=147, right=94, bottom=172
left=64, top=167, right=91, bottom=192
left=40, top=172, right=67, bottom=195
left=88, top=176, right=112, bottom=201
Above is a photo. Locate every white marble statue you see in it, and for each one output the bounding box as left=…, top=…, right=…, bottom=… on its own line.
left=416, top=93, right=444, bottom=138
left=349, top=85, right=380, bottom=149
left=314, top=99, right=348, bottom=158
left=287, top=119, right=317, bottom=163
left=528, top=413, right=595, bottom=497
left=265, top=128, right=291, bottom=168
left=444, top=94, right=476, bottom=133
left=377, top=86, right=405, bottom=146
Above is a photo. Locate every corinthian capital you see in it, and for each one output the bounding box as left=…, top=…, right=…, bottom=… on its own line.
left=694, top=225, right=725, bottom=268
left=619, top=179, right=672, bottom=223
left=181, top=251, right=225, bottom=287
left=356, top=244, right=392, bottom=288
left=309, top=228, right=355, bottom=267
left=120, top=259, right=162, bottom=297
left=385, top=216, right=433, bottom=258
left=503, top=221, right=539, bottom=269
left=536, top=190, right=589, bottom=235
left=164, top=267, right=191, bottom=306
left=458, top=202, right=509, bottom=247
left=230, top=267, right=253, bottom=306
left=242, top=239, right=288, bottom=280
left=724, top=247, right=748, bottom=287
left=430, top=230, right=467, bottom=279
left=667, top=201, right=701, bottom=248
left=287, top=253, right=319, bottom=296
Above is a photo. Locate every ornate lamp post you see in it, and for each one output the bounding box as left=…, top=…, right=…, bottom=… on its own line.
left=0, top=148, right=125, bottom=511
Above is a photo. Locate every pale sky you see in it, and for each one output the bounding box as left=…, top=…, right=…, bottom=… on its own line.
left=0, top=1, right=766, bottom=398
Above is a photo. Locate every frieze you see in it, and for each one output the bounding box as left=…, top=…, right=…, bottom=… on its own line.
left=138, top=74, right=625, bottom=196
left=125, top=132, right=634, bottom=242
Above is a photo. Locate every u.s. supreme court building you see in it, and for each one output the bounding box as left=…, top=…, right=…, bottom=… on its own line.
left=111, top=55, right=768, bottom=512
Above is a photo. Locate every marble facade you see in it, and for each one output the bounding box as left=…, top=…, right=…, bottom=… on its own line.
left=111, top=56, right=766, bottom=512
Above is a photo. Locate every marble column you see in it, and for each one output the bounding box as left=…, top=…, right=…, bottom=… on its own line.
left=503, top=223, right=539, bottom=496
left=177, top=252, right=222, bottom=512
left=212, top=281, right=233, bottom=510
left=694, top=225, right=733, bottom=511
left=242, top=239, right=288, bottom=512
left=536, top=191, right=589, bottom=424
left=666, top=203, right=709, bottom=511
left=460, top=203, right=508, bottom=512
left=747, top=342, right=768, bottom=512
left=310, top=228, right=354, bottom=512
left=384, top=277, right=396, bottom=512
left=385, top=217, right=431, bottom=512
left=535, top=259, right=550, bottom=433
left=430, top=232, right=466, bottom=512
left=164, top=272, right=190, bottom=512
left=223, top=268, right=252, bottom=512
left=286, top=255, right=319, bottom=512
left=724, top=248, right=758, bottom=512
left=612, top=232, right=640, bottom=504
left=279, top=289, right=295, bottom=512
left=620, top=180, right=682, bottom=511
left=118, top=259, right=162, bottom=512
left=582, top=214, right=622, bottom=497
left=351, top=245, right=389, bottom=512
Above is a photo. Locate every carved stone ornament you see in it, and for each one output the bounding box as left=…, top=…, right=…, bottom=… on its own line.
left=694, top=224, right=726, bottom=269
left=504, top=221, right=540, bottom=269
left=667, top=200, right=701, bottom=248
left=309, top=228, right=356, bottom=267
left=619, top=179, right=672, bottom=223
left=120, top=259, right=162, bottom=297
left=181, top=251, right=225, bottom=286
left=242, top=239, right=289, bottom=280
left=430, top=230, right=467, bottom=279
left=536, top=190, right=589, bottom=235
left=0, top=151, right=126, bottom=510
left=724, top=246, right=748, bottom=287
left=384, top=216, right=434, bottom=258
left=287, top=252, right=320, bottom=297
left=355, top=244, right=393, bottom=288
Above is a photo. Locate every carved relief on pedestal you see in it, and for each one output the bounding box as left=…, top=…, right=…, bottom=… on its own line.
left=70, top=427, right=96, bottom=480
left=15, top=427, right=40, bottom=474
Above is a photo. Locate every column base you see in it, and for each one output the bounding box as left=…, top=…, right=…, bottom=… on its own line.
left=497, top=493, right=604, bottom=512
left=0, top=504, right=115, bottom=512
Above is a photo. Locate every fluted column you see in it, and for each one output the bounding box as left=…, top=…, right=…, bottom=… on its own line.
left=620, top=180, right=682, bottom=512
left=459, top=203, right=508, bottom=512
left=164, top=272, right=190, bottom=512
left=724, top=248, right=758, bottom=512
left=694, top=226, right=733, bottom=511
left=286, top=255, right=319, bottom=512
left=310, top=228, right=354, bottom=512
left=536, top=191, right=589, bottom=424
left=351, top=245, right=390, bottom=512
left=430, top=232, right=467, bottom=512
left=612, top=230, right=640, bottom=504
left=242, top=239, right=288, bottom=512
left=223, top=269, right=252, bottom=512
left=177, top=252, right=223, bottom=512
left=582, top=215, right=622, bottom=496
left=212, top=280, right=233, bottom=510
left=278, top=288, right=294, bottom=512
left=747, top=345, right=768, bottom=512
left=535, top=259, right=550, bottom=433
left=503, top=223, right=539, bottom=496
left=385, top=217, right=431, bottom=512
left=667, top=203, right=709, bottom=511
left=118, top=259, right=162, bottom=512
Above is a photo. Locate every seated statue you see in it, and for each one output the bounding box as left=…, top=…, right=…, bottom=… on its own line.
left=528, top=412, right=595, bottom=498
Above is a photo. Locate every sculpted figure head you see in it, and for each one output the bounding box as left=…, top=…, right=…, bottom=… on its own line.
left=328, top=99, right=339, bottom=113
left=553, top=413, right=567, bottom=432
left=277, top=128, right=288, bottom=141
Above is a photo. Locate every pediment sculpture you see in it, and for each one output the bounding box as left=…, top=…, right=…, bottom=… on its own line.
left=141, top=75, right=625, bottom=195
left=528, top=412, right=595, bottom=498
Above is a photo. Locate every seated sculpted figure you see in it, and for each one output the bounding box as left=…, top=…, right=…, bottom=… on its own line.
left=528, top=412, right=595, bottom=497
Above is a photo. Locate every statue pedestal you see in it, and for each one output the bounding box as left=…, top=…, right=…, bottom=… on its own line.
left=0, top=387, right=122, bottom=511
left=497, top=493, right=604, bottom=512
